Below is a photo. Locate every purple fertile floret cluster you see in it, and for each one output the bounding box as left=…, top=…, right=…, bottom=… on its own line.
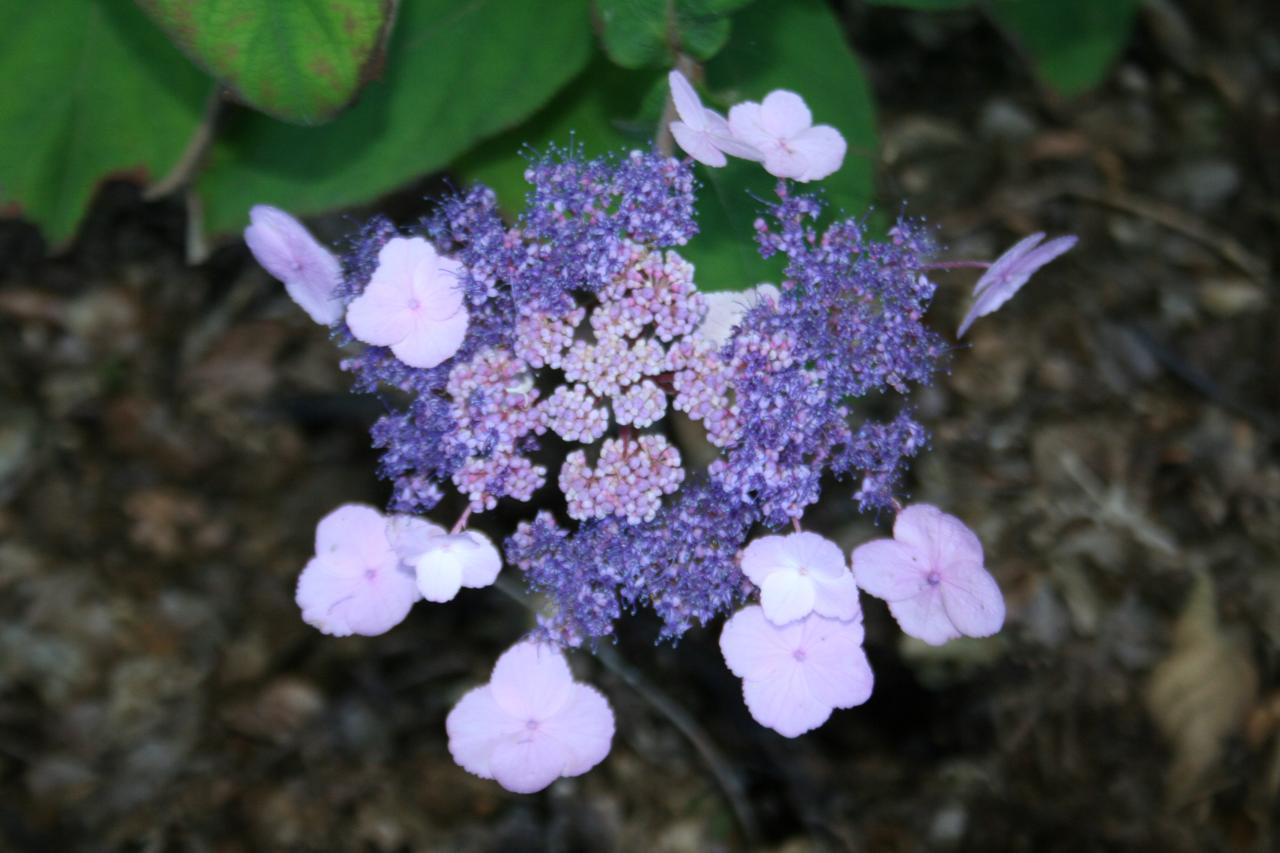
left=317, top=150, right=948, bottom=643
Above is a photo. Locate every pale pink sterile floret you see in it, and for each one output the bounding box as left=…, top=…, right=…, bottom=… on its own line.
left=243, top=205, right=344, bottom=325
left=957, top=232, right=1077, bottom=338
left=446, top=640, right=615, bottom=793
left=728, top=91, right=847, bottom=182
left=696, top=283, right=781, bottom=347
left=295, top=504, right=421, bottom=637
left=385, top=514, right=446, bottom=563
left=668, top=70, right=764, bottom=167
left=852, top=504, right=1005, bottom=646
left=412, top=530, right=503, bottom=603
left=741, top=531, right=862, bottom=626
left=720, top=605, right=873, bottom=738
left=345, top=236, right=470, bottom=369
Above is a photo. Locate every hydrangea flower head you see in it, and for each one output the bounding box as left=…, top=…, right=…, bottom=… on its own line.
left=720, top=606, right=873, bottom=737
left=295, top=504, right=420, bottom=637
left=243, top=205, right=344, bottom=324
left=346, top=236, right=469, bottom=368
left=728, top=91, right=846, bottom=181
left=413, top=530, right=503, bottom=603
left=667, top=70, right=762, bottom=167
left=852, top=504, right=1005, bottom=645
left=741, top=532, right=861, bottom=626
left=446, top=641, right=615, bottom=793
left=957, top=232, right=1077, bottom=337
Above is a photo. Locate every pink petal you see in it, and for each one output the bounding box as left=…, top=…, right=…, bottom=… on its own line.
left=971, top=233, right=1045, bottom=298
left=887, top=587, right=960, bottom=646
left=415, top=552, right=464, bottom=603
left=787, top=532, right=848, bottom=579
left=244, top=205, right=344, bottom=325
left=958, top=234, right=1076, bottom=337
left=703, top=111, right=765, bottom=162
left=457, top=531, right=503, bottom=588
left=790, top=125, right=846, bottom=182
left=812, top=571, right=862, bottom=622
left=490, top=641, right=574, bottom=719
left=385, top=514, right=446, bottom=564
left=315, top=504, right=392, bottom=566
left=413, top=532, right=501, bottom=600
left=940, top=562, right=1005, bottom=639
left=346, top=298, right=414, bottom=351
left=760, top=90, right=813, bottom=138
left=668, top=70, right=707, bottom=130
left=671, top=121, right=728, bottom=167
left=798, top=615, right=872, bottom=709
left=295, top=553, right=418, bottom=637
left=720, top=605, right=795, bottom=681
left=446, top=685, right=521, bottom=780
left=414, top=253, right=467, bottom=323
left=390, top=308, right=469, bottom=369
left=894, top=505, right=984, bottom=576
left=762, top=148, right=810, bottom=181
left=852, top=539, right=928, bottom=602
left=727, top=101, right=772, bottom=151
left=539, top=684, right=615, bottom=777
left=743, top=665, right=832, bottom=738
left=489, top=732, right=570, bottom=794
left=740, top=534, right=791, bottom=586
left=742, top=532, right=846, bottom=583
left=760, top=570, right=816, bottom=625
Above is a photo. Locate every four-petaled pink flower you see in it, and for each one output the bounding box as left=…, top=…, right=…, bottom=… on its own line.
left=852, top=504, right=1005, bottom=646
left=244, top=205, right=344, bottom=325
left=295, top=504, right=420, bottom=637
left=728, top=91, right=846, bottom=182
left=667, top=70, right=764, bottom=167
left=346, top=236, right=469, bottom=369
left=741, top=531, right=861, bottom=626
left=720, top=605, right=873, bottom=737
left=447, top=641, right=615, bottom=793
left=412, top=531, right=503, bottom=603
left=957, top=232, right=1077, bottom=337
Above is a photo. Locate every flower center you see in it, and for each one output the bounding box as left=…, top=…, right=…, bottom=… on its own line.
left=797, top=565, right=809, bottom=577
left=792, top=648, right=807, bottom=662
left=364, top=567, right=379, bottom=581
left=524, top=718, right=540, bottom=731
left=926, top=570, right=941, bottom=587
left=407, top=297, right=421, bottom=311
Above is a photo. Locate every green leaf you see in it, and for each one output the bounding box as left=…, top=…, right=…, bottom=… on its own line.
left=694, top=0, right=877, bottom=291
left=135, top=0, right=396, bottom=125
left=864, top=0, right=971, bottom=9
left=0, top=0, right=210, bottom=248
left=595, top=0, right=756, bottom=68
left=197, top=0, right=593, bottom=237
left=989, top=0, right=1137, bottom=96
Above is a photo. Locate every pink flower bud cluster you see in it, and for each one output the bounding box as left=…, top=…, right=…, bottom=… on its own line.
left=666, top=338, right=740, bottom=447
left=559, top=435, right=684, bottom=524
left=446, top=347, right=547, bottom=510
left=514, top=298, right=586, bottom=369
left=542, top=383, right=610, bottom=443
left=593, top=242, right=706, bottom=342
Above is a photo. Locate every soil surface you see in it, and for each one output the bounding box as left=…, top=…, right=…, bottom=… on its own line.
left=1, top=2, right=1277, bottom=850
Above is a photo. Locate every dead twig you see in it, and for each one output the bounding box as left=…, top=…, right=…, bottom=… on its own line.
left=1058, top=186, right=1269, bottom=283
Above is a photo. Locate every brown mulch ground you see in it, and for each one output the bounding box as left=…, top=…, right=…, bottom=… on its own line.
left=1, top=2, right=1277, bottom=850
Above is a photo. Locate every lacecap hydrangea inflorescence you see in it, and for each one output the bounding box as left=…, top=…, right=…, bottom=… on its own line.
left=245, top=70, right=1074, bottom=794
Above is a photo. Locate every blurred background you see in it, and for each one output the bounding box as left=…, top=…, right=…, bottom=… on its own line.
left=0, top=0, right=1277, bottom=850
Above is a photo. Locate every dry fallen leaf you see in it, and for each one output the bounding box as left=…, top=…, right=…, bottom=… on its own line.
left=1145, top=571, right=1258, bottom=807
